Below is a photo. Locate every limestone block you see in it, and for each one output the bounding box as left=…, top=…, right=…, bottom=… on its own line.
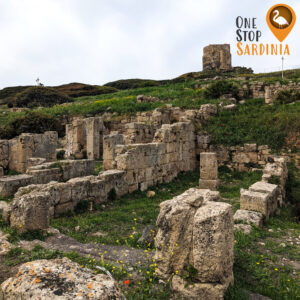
left=193, top=201, right=234, bottom=283
left=199, top=179, right=220, bottom=191
left=244, top=144, right=257, bottom=152
left=234, top=224, right=252, bottom=235
left=234, top=209, right=263, bottom=227
left=172, top=274, right=232, bottom=300
left=155, top=189, right=205, bottom=279
left=232, top=152, right=250, bottom=164
left=249, top=181, right=278, bottom=197
left=0, top=175, right=34, bottom=197
left=240, top=189, right=272, bottom=217
left=200, top=152, right=218, bottom=180
left=10, top=191, right=51, bottom=233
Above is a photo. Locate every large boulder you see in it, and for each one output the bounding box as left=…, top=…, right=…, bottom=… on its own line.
left=0, top=257, right=125, bottom=300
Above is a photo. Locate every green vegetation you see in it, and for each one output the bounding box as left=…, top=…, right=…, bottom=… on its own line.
left=0, top=111, right=64, bottom=139
left=104, top=79, right=160, bottom=90
left=203, top=99, right=300, bottom=151
left=218, top=166, right=262, bottom=211
left=11, top=86, right=73, bottom=108
left=275, top=89, right=300, bottom=104
left=0, top=86, right=30, bottom=105
left=204, top=80, right=239, bottom=99
left=54, top=83, right=119, bottom=98
left=229, top=208, right=300, bottom=300
left=51, top=170, right=200, bottom=247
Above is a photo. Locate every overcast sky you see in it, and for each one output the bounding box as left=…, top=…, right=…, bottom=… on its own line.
left=0, top=0, right=299, bottom=88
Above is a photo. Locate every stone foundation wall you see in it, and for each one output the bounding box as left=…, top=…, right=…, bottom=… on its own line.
left=0, top=160, right=95, bottom=197
left=9, top=170, right=128, bottom=232
left=104, top=122, right=197, bottom=192
left=265, top=81, right=300, bottom=104
left=0, top=132, right=58, bottom=174
left=197, top=133, right=272, bottom=171
left=155, top=188, right=234, bottom=299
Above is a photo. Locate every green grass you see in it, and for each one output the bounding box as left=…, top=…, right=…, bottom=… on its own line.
left=51, top=170, right=200, bottom=247
left=229, top=207, right=300, bottom=300
left=218, top=166, right=262, bottom=211
left=203, top=98, right=300, bottom=151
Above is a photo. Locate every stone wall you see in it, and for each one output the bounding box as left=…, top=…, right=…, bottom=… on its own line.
left=0, top=159, right=95, bottom=197
left=155, top=188, right=234, bottom=299
left=197, top=134, right=272, bottom=171
left=265, top=81, right=300, bottom=104
left=0, top=132, right=58, bottom=174
left=65, top=117, right=104, bottom=160
left=104, top=122, right=197, bottom=192
left=202, top=44, right=232, bottom=71
left=9, top=170, right=128, bottom=232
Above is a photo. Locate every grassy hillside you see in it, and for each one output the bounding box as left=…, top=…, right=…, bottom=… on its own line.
left=0, top=69, right=300, bottom=151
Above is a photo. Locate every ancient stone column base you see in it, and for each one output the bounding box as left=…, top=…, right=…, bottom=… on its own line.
left=199, top=179, right=220, bottom=191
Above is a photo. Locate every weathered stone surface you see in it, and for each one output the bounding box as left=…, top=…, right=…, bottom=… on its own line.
left=8, top=132, right=57, bottom=173
left=234, top=223, right=252, bottom=235
left=172, top=275, right=232, bottom=300
left=65, top=117, right=104, bottom=160
left=240, top=189, right=273, bottom=218
left=249, top=181, right=278, bottom=197
left=0, top=230, right=12, bottom=255
left=0, top=257, right=125, bottom=299
left=202, top=44, right=232, bottom=71
left=199, top=179, right=220, bottom=190
left=155, top=188, right=233, bottom=299
left=10, top=191, right=51, bottom=233
left=0, top=140, right=9, bottom=169
left=199, top=104, right=218, bottom=120
left=234, top=209, right=263, bottom=228
left=199, top=152, right=219, bottom=190
left=0, top=175, right=34, bottom=197
left=193, top=201, right=234, bottom=283
left=0, top=201, right=11, bottom=223
left=200, top=152, right=218, bottom=180
left=155, top=188, right=204, bottom=279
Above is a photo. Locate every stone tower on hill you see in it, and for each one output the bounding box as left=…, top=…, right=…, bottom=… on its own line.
left=202, top=44, right=232, bottom=71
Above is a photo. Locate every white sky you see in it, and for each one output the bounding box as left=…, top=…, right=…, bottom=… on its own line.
left=0, top=0, right=299, bottom=88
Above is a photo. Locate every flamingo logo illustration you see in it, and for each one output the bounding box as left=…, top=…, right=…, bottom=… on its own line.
left=273, top=10, right=290, bottom=28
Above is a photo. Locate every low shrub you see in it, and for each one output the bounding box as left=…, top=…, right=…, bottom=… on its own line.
left=204, top=80, right=239, bottom=99
left=0, top=111, right=65, bottom=139
left=0, top=86, right=31, bottom=105
left=54, top=83, right=118, bottom=98
left=12, top=86, right=73, bottom=108
left=275, top=89, right=300, bottom=104
left=104, top=79, right=160, bottom=90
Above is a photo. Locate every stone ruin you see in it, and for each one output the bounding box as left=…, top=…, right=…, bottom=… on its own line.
left=202, top=44, right=232, bottom=71
left=155, top=188, right=234, bottom=299
left=265, top=81, right=300, bottom=104
left=65, top=116, right=104, bottom=159
left=0, top=131, right=57, bottom=174
left=0, top=99, right=292, bottom=299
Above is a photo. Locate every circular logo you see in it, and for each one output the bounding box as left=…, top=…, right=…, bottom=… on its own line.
left=269, top=5, right=293, bottom=29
